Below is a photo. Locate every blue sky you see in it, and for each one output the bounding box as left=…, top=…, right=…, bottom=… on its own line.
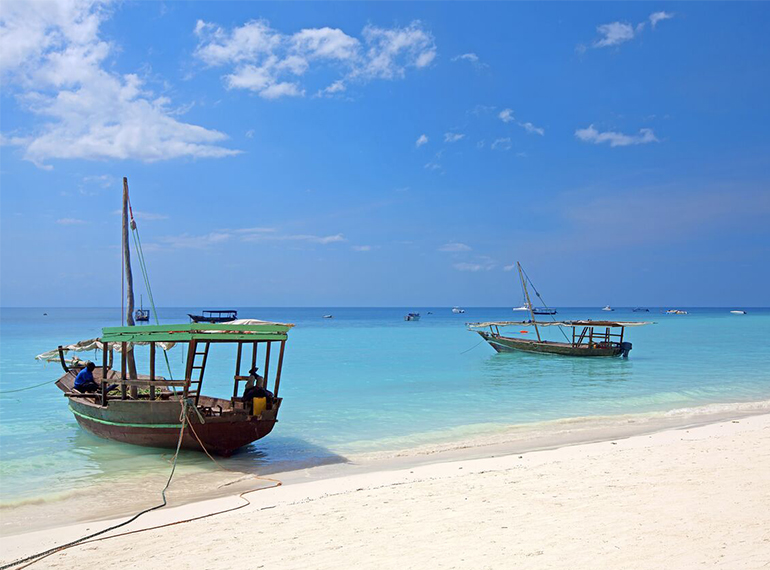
left=1, top=1, right=768, bottom=307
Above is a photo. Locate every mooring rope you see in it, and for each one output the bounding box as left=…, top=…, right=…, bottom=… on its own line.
left=0, top=379, right=58, bottom=395
left=2, top=400, right=282, bottom=570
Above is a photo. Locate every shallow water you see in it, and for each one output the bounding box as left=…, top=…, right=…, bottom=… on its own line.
left=1, top=306, right=769, bottom=509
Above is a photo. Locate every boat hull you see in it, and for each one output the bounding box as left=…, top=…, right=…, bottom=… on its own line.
left=477, top=331, right=626, bottom=357
left=62, top=383, right=279, bottom=456
left=188, top=315, right=235, bottom=323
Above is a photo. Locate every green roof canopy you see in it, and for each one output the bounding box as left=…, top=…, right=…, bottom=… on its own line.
left=101, top=322, right=293, bottom=343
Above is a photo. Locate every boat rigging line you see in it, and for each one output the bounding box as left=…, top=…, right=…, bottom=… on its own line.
left=125, top=189, right=176, bottom=388
left=519, top=265, right=571, bottom=343
left=1, top=399, right=283, bottom=570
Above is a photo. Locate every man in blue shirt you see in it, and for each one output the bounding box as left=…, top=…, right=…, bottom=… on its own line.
left=74, top=362, right=99, bottom=393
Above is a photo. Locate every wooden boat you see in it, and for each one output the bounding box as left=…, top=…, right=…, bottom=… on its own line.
left=469, top=262, right=650, bottom=357
left=468, top=319, right=649, bottom=357
left=533, top=307, right=557, bottom=315
left=53, top=322, right=292, bottom=455
left=188, top=310, right=238, bottom=323
left=666, top=309, right=688, bottom=315
left=404, top=312, right=421, bottom=321
left=633, top=307, right=650, bottom=312
left=47, top=177, right=293, bottom=456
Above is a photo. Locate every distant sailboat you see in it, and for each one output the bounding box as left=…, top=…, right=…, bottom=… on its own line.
left=602, top=305, right=614, bottom=312
left=134, top=294, right=149, bottom=322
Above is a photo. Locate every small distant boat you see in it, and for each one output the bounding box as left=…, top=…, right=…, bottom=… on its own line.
left=404, top=313, right=421, bottom=321
left=602, top=305, right=614, bottom=312
left=323, top=315, right=333, bottom=319
left=512, top=305, right=529, bottom=312
left=730, top=310, right=747, bottom=315
left=134, top=295, right=150, bottom=322
left=533, top=307, right=557, bottom=315
left=633, top=308, right=650, bottom=312
left=666, top=309, right=688, bottom=315
left=427, top=311, right=433, bottom=315
left=452, top=307, right=465, bottom=314
left=188, top=310, right=238, bottom=323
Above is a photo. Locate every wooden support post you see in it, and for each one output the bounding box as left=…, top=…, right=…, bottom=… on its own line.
left=588, top=328, right=593, bottom=348
left=233, top=342, right=243, bottom=400
left=102, top=342, right=109, bottom=405
left=273, top=340, right=286, bottom=398
left=109, top=349, right=114, bottom=369
left=620, top=327, right=624, bottom=344
left=183, top=340, right=196, bottom=399
left=120, top=342, right=127, bottom=400
left=149, top=342, right=156, bottom=401
left=263, top=342, right=271, bottom=389
left=251, top=342, right=258, bottom=372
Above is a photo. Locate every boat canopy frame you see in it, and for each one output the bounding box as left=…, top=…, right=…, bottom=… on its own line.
left=66, top=322, right=293, bottom=409
left=468, top=320, right=652, bottom=351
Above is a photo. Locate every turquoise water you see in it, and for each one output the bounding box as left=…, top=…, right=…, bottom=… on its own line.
left=1, top=307, right=769, bottom=506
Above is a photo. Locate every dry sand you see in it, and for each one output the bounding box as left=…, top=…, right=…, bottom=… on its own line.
left=2, top=413, right=769, bottom=569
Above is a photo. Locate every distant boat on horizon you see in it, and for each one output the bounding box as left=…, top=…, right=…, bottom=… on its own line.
left=404, top=312, right=421, bottom=321
left=533, top=307, right=557, bottom=315
left=134, top=294, right=149, bottom=322
left=633, top=307, right=650, bottom=312
left=666, top=309, right=688, bottom=315
left=188, top=309, right=238, bottom=323
left=452, top=307, right=465, bottom=314
left=602, top=305, right=614, bottom=312
left=323, top=314, right=333, bottom=319
left=730, top=310, right=747, bottom=315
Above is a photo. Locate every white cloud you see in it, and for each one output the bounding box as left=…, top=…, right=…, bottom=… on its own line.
left=245, top=129, right=255, bottom=138
left=0, top=0, right=238, bottom=167
left=352, top=245, right=372, bottom=252
left=111, top=209, right=168, bottom=221
left=491, top=137, right=511, bottom=150
left=424, top=161, right=441, bottom=171
left=503, top=263, right=517, bottom=272
left=240, top=232, right=345, bottom=245
left=575, top=124, right=659, bottom=147
left=194, top=19, right=436, bottom=99
left=159, top=232, right=232, bottom=249
left=588, top=12, right=674, bottom=50
left=415, top=134, right=428, bottom=147
left=451, top=52, right=487, bottom=69
left=649, top=11, right=674, bottom=28
left=520, top=122, right=545, bottom=136
left=453, top=258, right=496, bottom=272
left=498, top=108, right=515, bottom=123
left=444, top=132, right=465, bottom=143
left=594, top=22, right=636, bottom=48
left=56, top=217, right=85, bottom=225
left=439, top=242, right=471, bottom=252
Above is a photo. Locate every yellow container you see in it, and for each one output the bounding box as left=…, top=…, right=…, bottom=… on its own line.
left=252, top=397, right=267, bottom=416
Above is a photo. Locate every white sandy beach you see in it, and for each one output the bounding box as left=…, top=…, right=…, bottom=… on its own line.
left=2, top=412, right=769, bottom=569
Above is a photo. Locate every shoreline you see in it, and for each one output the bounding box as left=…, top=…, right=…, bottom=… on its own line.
left=2, top=411, right=768, bottom=568
left=1, top=398, right=768, bottom=538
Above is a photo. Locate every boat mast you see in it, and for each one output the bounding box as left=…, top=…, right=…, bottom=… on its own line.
left=122, top=177, right=138, bottom=379
left=517, top=262, right=541, bottom=341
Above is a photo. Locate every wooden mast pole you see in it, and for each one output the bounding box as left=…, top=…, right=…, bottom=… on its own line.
left=122, top=177, right=138, bottom=383
left=518, top=262, right=541, bottom=341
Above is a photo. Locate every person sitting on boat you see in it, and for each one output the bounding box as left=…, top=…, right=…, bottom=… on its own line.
left=74, top=362, right=99, bottom=393
left=241, top=367, right=273, bottom=404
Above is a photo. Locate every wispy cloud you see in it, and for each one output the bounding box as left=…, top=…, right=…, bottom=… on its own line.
left=194, top=19, right=436, bottom=99
left=575, top=125, right=658, bottom=147
left=451, top=52, right=488, bottom=69
left=649, top=11, right=674, bottom=29
left=415, top=134, right=428, bottom=147
left=584, top=12, right=674, bottom=51
left=492, top=137, right=512, bottom=150
left=424, top=161, right=441, bottom=171
left=439, top=242, right=471, bottom=252
left=112, top=209, right=169, bottom=221
left=158, top=232, right=232, bottom=249
left=56, top=218, right=85, bottom=225
left=453, top=257, right=496, bottom=272
left=444, top=132, right=465, bottom=143
left=0, top=1, right=239, bottom=167
left=498, top=108, right=515, bottom=123
left=521, top=122, right=545, bottom=136
left=352, top=245, right=372, bottom=252
left=503, top=263, right=517, bottom=272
